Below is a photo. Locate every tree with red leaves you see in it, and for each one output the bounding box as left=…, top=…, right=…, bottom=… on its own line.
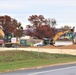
left=34, top=25, right=53, bottom=39
left=28, top=15, right=48, bottom=29
left=0, top=15, right=23, bottom=37
left=26, top=15, right=56, bottom=39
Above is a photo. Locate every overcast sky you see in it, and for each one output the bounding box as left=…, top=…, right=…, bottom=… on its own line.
left=0, top=0, right=76, bottom=30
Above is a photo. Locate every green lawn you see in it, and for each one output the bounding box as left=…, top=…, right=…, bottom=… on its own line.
left=0, top=50, right=76, bottom=72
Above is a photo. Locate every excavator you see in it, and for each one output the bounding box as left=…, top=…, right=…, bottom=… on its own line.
left=0, top=26, right=20, bottom=47
left=0, top=27, right=5, bottom=38
left=51, top=27, right=75, bottom=46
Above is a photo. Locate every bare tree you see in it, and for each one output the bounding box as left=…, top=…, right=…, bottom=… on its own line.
left=47, top=18, right=56, bottom=27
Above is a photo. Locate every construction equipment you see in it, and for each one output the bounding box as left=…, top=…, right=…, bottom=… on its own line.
left=0, top=27, right=5, bottom=46
left=4, top=33, right=20, bottom=47
left=0, top=27, right=5, bottom=38
left=51, top=27, right=75, bottom=46
left=0, top=26, right=20, bottom=47
left=43, top=38, right=51, bottom=45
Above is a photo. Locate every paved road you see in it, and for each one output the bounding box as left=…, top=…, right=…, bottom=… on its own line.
left=1, top=63, right=76, bottom=75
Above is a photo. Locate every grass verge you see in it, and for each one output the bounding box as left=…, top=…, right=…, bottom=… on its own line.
left=0, top=50, right=76, bottom=72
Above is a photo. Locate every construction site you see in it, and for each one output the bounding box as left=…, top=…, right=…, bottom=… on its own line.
left=20, top=26, right=76, bottom=48
left=0, top=24, right=76, bottom=49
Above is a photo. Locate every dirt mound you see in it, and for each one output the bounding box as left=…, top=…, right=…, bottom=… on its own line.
left=33, top=44, right=76, bottom=49
left=57, top=44, right=76, bottom=49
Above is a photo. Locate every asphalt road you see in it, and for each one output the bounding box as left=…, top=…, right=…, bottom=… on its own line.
left=1, top=63, right=76, bottom=75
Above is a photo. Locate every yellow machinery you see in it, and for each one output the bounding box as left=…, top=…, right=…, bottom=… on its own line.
left=0, top=28, right=5, bottom=38
left=0, top=26, right=20, bottom=47
left=51, top=27, right=75, bottom=46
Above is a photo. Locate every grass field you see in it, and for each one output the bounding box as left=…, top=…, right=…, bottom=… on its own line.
left=0, top=50, right=76, bottom=72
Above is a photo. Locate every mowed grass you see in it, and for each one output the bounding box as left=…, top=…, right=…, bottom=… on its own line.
left=0, top=50, right=76, bottom=72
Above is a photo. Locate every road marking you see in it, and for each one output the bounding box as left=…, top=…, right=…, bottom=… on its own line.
left=28, top=66, right=76, bottom=75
